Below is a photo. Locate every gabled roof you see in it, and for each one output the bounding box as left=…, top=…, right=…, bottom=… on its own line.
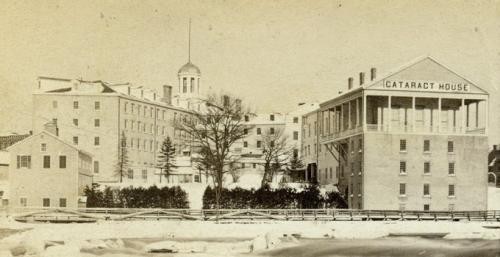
left=320, top=56, right=488, bottom=107
left=363, top=56, right=488, bottom=94
left=6, top=131, right=93, bottom=157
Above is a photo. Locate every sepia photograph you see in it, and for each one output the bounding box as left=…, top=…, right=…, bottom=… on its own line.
left=0, top=0, right=499, bottom=256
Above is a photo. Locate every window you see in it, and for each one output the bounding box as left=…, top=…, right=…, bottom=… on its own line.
left=52, top=101, right=58, bottom=108
left=448, top=184, right=455, bottom=197
left=400, top=161, right=406, bottom=174
left=448, top=141, right=454, bottom=153
left=252, top=163, right=257, bottom=168
left=124, top=102, right=128, bottom=113
left=399, top=183, right=406, bottom=196
left=424, top=204, right=430, bottom=211
left=257, top=128, right=261, bottom=135
left=94, top=119, right=100, bottom=127
left=94, top=161, right=99, bottom=173
left=270, top=127, right=275, bottom=134
left=423, top=140, right=430, bottom=152
left=400, top=139, right=407, bottom=151
left=73, top=101, right=79, bottom=109
left=244, top=115, right=249, bottom=122
left=270, top=141, right=275, bottom=147
left=293, top=117, right=298, bottom=123
left=448, top=163, right=455, bottom=175
left=41, top=143, right=47, bottom=152
left=59, top=198, right=67, bottom=207
left=94, top=137, right=100, bottom=146
left=73, top=136, right=78, bottom=145
left=20, top=198, right=27, bottom=207
left=124, top=120, right=128, bottom=129
left=423, top=183, right=430, bottom=196
left=95, top=101, right=100, bottom=110
left=194, top=175, right=201, bottom=183
left=241, top=163, right=246, bottom=168
left=243, top=141, right=248, bottom=147
left=43, top=155, right=50, bottom=168
left=127, top=169, right=134, bottom=179
left=59, top=156, right=66, bottom=169
left=257, top=141, right=262, bottom=148
left=183, top=78, right=187, bottom=93
left=293, top=131, right=299, bottom=140
left=43, top=198, right=50, bottom=207
left=73, top=119, right=79, bottom=126
left=142, top=170, right=147, bottom=180
left=244, top=128, right=248, bottom=135
left=17, top=155, right=31, bottom=169
left=270, top=114, right=275, bottom=121
left=424, top=162, right=431, bottom=174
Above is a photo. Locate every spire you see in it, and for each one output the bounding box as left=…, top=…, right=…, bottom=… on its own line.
left=188, top=18, right=191, bottom=62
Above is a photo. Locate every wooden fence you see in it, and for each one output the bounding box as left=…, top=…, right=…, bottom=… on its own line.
left=7, top=207, right=500, bottom=223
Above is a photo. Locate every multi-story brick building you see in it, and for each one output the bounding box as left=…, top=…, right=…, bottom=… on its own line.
left=32, top=60, right=203, bottom=184
left=304, top=56, right=489, bottom=211
left=235, top=103, right=318, bottom=185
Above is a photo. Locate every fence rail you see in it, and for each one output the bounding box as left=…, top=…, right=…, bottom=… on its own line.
left=7, top=208, right=500, bottom=222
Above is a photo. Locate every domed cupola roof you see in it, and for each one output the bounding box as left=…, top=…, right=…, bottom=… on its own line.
left=178, top=62, right=201, bottom=75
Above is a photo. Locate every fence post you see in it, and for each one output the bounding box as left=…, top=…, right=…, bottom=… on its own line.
left=350, top=210, right=353, bottom=221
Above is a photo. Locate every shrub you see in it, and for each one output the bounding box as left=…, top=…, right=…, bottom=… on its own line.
left=201, top=185, right=347, bottom=209
left=84, top=184, right=189, bottom=208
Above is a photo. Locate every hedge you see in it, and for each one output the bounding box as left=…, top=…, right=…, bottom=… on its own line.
left=84, top=184, right=189, bottom=208
left=202, top=184, right=347, bottom=209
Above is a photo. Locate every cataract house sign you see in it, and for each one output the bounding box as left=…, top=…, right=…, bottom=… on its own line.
left=383, top=79, right=470, bottom=93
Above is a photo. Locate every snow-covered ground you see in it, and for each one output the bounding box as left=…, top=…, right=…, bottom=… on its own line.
left=0, top=218, right=499, bottom=256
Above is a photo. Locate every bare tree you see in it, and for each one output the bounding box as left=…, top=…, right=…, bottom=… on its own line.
left=115, top=131, right=129, bottom=183
left=176, top=94, right=252, bottom=219
left=260, top=128, right=291, bottom=187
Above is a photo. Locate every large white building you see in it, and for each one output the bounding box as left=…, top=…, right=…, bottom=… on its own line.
left=32, top=61, right=202, bottom=185
left=302, top=56, right=489, bottom=211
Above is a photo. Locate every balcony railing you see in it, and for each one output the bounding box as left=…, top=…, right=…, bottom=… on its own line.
left=366, top=124, right=486, bottom=135
left=321, top=124, right=486, bottom=142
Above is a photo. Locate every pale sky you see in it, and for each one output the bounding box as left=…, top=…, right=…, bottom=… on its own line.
left=0, top=0, right=499, bottom=143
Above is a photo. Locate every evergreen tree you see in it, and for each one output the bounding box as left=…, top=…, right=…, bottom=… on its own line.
left=157, top=137, right=177, bottom=183
left=115, top=131, right=129, bottom=183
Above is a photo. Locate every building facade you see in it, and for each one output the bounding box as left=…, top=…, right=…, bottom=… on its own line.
left=8, top=131, right=93, bottom=208
left=32, top=63, right=200, bottom=184
left=306, top=56, right=489, bottom=211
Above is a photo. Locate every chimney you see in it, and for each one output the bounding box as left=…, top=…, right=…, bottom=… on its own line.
left=223, top=95, right=230, bottom=107
left=370, top=67, right=377, bottom=81
left=43, top=120, right=59, bottom=136
left=162, top=85, right=172, bottom=105
left=348, top=77, right=354, bottom=90
left=359, top=72, right=365, bottom=86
